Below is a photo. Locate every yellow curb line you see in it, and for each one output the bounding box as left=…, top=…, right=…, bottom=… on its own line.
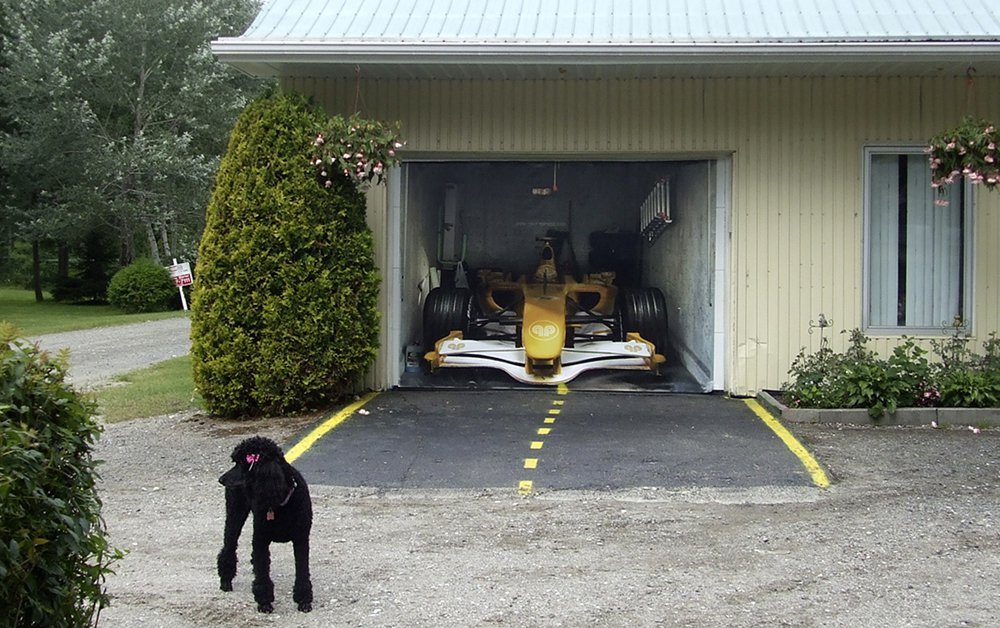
left=285, top=391, right=380, bottom=463
left=744, top=398, right=830, bottom=488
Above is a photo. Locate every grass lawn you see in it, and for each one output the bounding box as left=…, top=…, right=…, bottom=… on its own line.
left=0, top=286, right=188, bottom=336
left=1, top=286, right=197, bottom=421
left=94, top=355, right=202, bottom=423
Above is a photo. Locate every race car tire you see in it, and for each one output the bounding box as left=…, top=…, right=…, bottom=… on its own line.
left=619, top=287, right=668, bottom=353
left=423, top=287, right=471, bottom=350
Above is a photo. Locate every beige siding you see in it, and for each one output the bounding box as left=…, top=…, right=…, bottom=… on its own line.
left=285, top=75, right=1000, bottom=395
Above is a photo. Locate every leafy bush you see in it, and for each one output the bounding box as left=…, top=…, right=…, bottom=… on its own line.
left=1, top=327, right=122, bottom=626
left=191, top=90, right=381, bottom=418
left=107, top=258, right=177, bottom=313
left=783, top=329, right=1000, bottom=417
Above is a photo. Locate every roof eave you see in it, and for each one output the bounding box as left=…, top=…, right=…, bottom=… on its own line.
left=211, top=39, right=1000, bottom=78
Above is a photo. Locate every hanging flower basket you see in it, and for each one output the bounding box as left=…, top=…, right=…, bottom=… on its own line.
left=310, top=114, right=404, bottom=190
left=927, top=116, right=999, bottom=191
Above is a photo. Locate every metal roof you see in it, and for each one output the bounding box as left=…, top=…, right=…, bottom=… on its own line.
left=212, top=0, right=1000, bottom=78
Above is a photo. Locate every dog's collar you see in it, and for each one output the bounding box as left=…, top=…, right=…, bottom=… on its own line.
left=279, top=480, right=297, bottom=507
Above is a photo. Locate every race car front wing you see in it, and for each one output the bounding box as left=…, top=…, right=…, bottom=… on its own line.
left=424, top=331, right=665, bottom=385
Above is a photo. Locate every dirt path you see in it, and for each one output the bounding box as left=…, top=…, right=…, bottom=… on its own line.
left=94, top=410, right=1000, bottom=627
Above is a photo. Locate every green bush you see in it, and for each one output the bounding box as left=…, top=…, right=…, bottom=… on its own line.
left=783, top=329, right=1000, bottom=417
left=191, top=90, right=380, bottom=418
left=1, top=327, right=122, bottom=626
left=107, top=258, right=177, bottom=313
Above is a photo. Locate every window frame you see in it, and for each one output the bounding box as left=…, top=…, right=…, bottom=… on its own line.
left=861, top=145, right=975, bottom=336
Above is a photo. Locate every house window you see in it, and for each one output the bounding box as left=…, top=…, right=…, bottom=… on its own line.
left=864, top=147, right=973, bottom=333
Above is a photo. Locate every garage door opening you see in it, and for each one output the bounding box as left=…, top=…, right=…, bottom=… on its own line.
left=393, top=159, right=728, bottom=393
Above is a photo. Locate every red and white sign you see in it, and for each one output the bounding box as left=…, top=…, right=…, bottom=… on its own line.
left=167, top=262, right=193, bottom=287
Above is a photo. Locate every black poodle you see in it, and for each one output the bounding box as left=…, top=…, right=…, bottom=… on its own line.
left=217, top=436, right=313, bottom=613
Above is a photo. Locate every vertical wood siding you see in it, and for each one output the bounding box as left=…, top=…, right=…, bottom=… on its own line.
left=285, top=75, right=1000, bottom=395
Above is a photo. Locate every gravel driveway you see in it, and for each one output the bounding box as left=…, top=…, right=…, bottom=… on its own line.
left=25, top=319, right=999, bottom=626
left=93, top=412, right=1000, bottom=627
left=29, top=317, right=191, bottom=389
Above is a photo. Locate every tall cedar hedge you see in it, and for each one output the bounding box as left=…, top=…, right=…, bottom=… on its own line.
left=191, top=91, right=380, bottom=418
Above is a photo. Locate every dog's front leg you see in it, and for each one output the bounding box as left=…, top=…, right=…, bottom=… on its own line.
left=217, top=489, right=249, bottom=592
left=292, top=534, right=313, bottom=612
left=250, top=517, right=275, bottom=613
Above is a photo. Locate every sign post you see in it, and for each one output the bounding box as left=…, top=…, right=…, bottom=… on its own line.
left=166, top=259, right=193, bottom=311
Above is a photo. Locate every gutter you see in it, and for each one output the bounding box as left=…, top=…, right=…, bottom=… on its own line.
left=211, top=39, right=1000, bottom=66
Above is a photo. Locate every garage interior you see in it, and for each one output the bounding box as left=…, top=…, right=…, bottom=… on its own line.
left=396, top=159, right=722, bottom=393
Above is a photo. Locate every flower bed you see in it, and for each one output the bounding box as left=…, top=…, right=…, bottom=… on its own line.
left=775, top=329, right=1000, bottom=425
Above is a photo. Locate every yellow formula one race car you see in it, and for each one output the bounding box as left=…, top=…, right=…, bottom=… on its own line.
left=423, top=239, right=668, bottom=385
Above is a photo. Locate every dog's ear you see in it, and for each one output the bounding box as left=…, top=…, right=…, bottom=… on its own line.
left=250, top=457, right=290, bottom=508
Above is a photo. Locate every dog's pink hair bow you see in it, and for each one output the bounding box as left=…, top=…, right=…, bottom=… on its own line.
left=246, top=453, right=261, bottom=470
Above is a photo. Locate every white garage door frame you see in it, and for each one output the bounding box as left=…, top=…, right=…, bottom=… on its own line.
left=382, top=154, right=731, bottom=392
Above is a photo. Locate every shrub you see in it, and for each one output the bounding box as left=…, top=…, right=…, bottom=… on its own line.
left=107, top=258, right=177, bottom=313
left=191, top=90, right=381, bottom=418
left=784, top=331, right=930, bottom=418
left=0, top=327, right=122, bottom=626
left=784, top=329, right=1000, bottom=417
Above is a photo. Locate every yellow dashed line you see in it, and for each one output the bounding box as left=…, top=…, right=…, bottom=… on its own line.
left=285, top=392, right=379, bottom=463
left=519, top=387, right=570, bottom=494
left=744, top=399, right=830, bottom=488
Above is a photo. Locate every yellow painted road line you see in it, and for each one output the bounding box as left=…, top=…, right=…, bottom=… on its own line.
left=519, top=389, right=568, bottom=495
left=285, top=392, right=380, bottom=463
left=744, top=399, right=830, bottom=488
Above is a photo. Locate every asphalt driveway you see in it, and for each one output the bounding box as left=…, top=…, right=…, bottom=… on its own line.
left=291, top=389, right=820, bottom=492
